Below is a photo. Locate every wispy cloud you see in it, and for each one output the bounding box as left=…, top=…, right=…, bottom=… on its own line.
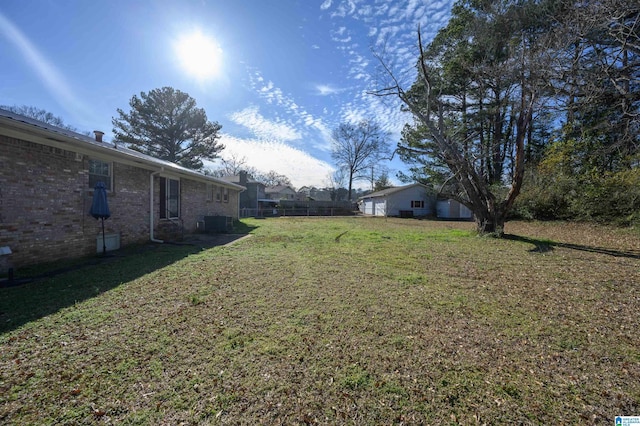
left=330, top=26, right=352, bottom=43
left=0, top=11, right=91, bottom=122
left=247, top=69, right=334, bottom=151
left=321, top=0, right=452, bottom=85
left=320, top=0, right=333, bottom=11
left=211, top=135, right=334, bottom=188
left=318, top=0, right=453, bottom=146
left=330, top=0, right=357, bottom=18
left=315, top=84, right=342, bottom=96
left=230, top=106, right=301, bottom=142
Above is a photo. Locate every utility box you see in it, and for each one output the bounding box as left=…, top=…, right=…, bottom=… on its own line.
left=97, top=233, right=120, bottom=254
left=0, top=246, right=11, bottom=275
left=204, top=216, right=233, bottom=233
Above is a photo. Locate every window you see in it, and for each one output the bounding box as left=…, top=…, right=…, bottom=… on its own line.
left=411, top=200, right=424, bottom=208
left=159, top=177, right=180, bottom=219
left=88, top=159, right=112, bottom=190
left=216, top=186, right=222, bottom=202
left=207, top=184, right=214, bottom=202
left=223, top=187, right=229, bottom=203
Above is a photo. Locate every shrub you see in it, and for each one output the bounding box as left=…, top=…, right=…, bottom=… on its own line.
left=572, top=168, right=640, bottom=225
left=513, top=168, right=640, bottom=225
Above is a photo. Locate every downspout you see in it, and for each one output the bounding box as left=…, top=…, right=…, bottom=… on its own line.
left=237, top=184, right=246, bottom=220
left=150, top=169, right=164, bottom=243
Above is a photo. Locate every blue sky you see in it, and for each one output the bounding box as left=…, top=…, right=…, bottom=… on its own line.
left=0, top=0, right=453, bottom=188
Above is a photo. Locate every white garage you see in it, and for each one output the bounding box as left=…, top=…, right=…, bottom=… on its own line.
left=357, top=183, right=435, bottom=217
left=436, top=199, right=473, bottom=219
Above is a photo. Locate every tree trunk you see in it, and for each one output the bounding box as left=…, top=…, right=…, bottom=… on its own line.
left=467, top=195, right=506, bottom=236
left=475, top=213, right=506, bottom=236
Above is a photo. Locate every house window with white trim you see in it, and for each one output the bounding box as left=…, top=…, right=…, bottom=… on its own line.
left=411, top=200, right=424, bottom=208
left=88, top=159, right=112, bottom=190
left=159, top=177, right=180, bottom=219
left=223, top=187, right=229, bottom=203
left=216, top=186, right=222, bottom=202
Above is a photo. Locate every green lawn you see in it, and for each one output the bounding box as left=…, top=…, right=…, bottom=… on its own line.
left=1, top=217, right=638, bottom=424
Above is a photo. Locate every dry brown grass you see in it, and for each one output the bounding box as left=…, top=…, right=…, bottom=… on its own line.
left=0, top=218, right=638, bottom=424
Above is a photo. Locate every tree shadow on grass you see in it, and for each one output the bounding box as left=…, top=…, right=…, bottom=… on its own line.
left=504, top=234, right=640, bottom=259
left=0, top=227, right=258, bottom=334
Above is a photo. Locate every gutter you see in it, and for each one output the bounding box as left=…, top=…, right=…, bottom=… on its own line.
left=150, top=169, right=164, bottom=243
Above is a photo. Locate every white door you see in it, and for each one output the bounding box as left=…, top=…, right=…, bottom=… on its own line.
left=363, top=200, right=373, bottom=215
left=374, top=200, right=386, bottom=216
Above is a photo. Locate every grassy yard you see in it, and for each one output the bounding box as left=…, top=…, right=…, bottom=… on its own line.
left=1, top=218, right=638, bottom=424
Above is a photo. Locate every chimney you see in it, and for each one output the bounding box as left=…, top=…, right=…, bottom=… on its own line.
left=93, top=130, right=104, bottom=142
left=239, top=170, right=248, bottom=185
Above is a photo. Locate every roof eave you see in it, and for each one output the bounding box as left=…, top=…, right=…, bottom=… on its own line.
left=0, top=114, right=245, bottom=191
left=357, top=183, right=430, bottom=200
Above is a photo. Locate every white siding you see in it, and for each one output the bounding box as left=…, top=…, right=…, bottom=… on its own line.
left=386, top=186, right=432, bottom=216
left=358, top=184, right=436, bottom=217
left=437, top=199, right=473, bottom=219
left=459, top=204, right=473, bottom=219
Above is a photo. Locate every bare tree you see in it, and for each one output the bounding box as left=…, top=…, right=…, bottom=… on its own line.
left=373, top=15, right=545, bottom=235
left=255, top=170, right=292, bottom=187
left=331, top=120, right=390, bottom=201
left=214, top=153, right=257, bottom=177
left=2, top=105, right=78, bottom=131
left=325, top=168, right=348, bottom=201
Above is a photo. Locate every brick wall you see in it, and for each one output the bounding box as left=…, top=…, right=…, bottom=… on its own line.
left=181, top=179, right=237, bottom=231
left=1, top=135, right=91, bottom=268
left=108, top=163, right=151, bottom=245
left=0, top=135, right=240, bottom=271
left=202, top=183, right=239, bottom=220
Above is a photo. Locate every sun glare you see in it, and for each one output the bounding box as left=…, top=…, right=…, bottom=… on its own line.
left=174, top=30, right=222, bottom=80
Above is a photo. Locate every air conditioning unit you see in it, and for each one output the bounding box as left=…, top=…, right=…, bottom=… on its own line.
left=204, top=216, right=233, bottom=233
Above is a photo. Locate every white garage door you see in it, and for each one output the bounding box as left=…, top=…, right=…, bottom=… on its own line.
left=363, top=200, right=374, bottom=215
left=374, top=200, right=386, bottom=216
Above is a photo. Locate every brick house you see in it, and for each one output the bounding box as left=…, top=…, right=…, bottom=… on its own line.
left=0, top=109, right=244, bottom=271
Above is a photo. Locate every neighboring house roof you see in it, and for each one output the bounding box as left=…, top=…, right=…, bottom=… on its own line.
left=0, top=108, right=244, bottom=191
left=266, top=185, right=296, bottom=194
left=357, top=183, right=430, bottom=200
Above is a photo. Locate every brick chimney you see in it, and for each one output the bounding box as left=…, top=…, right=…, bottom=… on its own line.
left=93, top=130, right=104, bottom=142
left=239, top=170, right=248, bottom=185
